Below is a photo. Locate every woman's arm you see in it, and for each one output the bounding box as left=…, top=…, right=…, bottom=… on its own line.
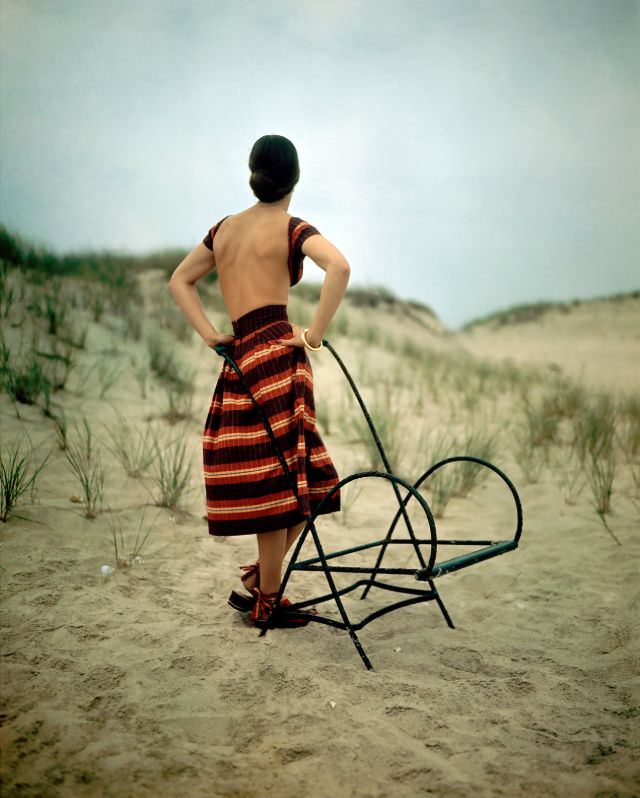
left=168, top=243, right=233, bottom=347
left=282, top=235, right=350, bottom=348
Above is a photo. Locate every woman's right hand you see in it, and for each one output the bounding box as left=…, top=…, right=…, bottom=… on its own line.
left=205, top=331, right=235, bottom=348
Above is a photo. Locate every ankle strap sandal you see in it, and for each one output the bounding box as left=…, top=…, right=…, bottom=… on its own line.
left=249, top=588, right=317, bottom=629
left=239, top=561, right=260, bottom=589
left=227, top=561, right=261, bottom=613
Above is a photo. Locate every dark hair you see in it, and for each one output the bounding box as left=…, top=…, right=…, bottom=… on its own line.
left=248, top=134, right=300, bottom=202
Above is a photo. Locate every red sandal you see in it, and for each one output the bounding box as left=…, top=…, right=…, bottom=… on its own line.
left=227, top=561, right=260, bottom=613
left=249, top=588, right=317, bottom=629
left=239, top=561, right=260, bottom=590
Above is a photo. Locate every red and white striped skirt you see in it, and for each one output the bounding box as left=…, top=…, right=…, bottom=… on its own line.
left=203, top=303, right=341, bottom=535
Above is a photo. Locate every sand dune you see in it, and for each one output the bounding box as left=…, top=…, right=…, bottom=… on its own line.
left=1, top=274, right=638, bottom=798
left=459, top=293, right=640, bottom=395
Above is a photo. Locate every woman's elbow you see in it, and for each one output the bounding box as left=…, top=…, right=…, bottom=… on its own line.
left=168, top=272, right=184, bottom=295
left=168, top=263, right=187, bottom=285
left=330, top=257, right=350, bottom=276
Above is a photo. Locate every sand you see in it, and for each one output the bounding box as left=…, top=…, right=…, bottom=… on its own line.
left=1, top=280, right=638, bottom=798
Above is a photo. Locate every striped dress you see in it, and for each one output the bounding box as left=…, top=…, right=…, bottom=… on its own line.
left=201, top=215, right=341, bottom=535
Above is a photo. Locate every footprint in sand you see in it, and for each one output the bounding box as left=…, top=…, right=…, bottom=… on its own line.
left=275, top=747, right=315, bottom=764
left=439, top=648, right=488, bottom=674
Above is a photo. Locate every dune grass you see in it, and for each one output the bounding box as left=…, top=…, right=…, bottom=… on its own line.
left=96, top=358, right=125, bottom=399
left=123, top=305, right=144, bottom=341
left=510, top=388, right=561, bottom=484
left=133, top=359, right=149, bottom=399
left=105, top=506, right=157, bottom=569
left=572, top=394, right=618, bottom=540
left=350, top=378, right=411, bottom=472
left=64, top=418, right=105, bottom=519
left=154, top=295, right=192, bottom=344
left=52, top=409, right=68, bottom=450
left=148, top=430, right=193, bottom=510
left=146, top=328, right=194, bottom=390
left=454, top=428, right=498, bottom=497
left=43, top=283, right=70, bottom=336
left=160, top=382, right=195, bottom=425
left=416, top=429, right=461, bottom=518
left=553, top=445, right=586, bottom=506
left=520, top=391, right=561, bottom=448
left=60, top=315, right=90, bottom=349
left=0, top=225, right=148, bottom=300
left=103, top=414, right=156, bottom=478
left=617, top=395, right=640, bottom=464
left=0, top=260, right=15, bottom=319
left=35, top=340, right=75, bottom=391
left=0, top=436, right=51, bottom=522
left=1, top=349, right=51, bottom=407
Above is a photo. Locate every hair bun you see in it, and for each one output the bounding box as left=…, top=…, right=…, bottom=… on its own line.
left=255, top=169, right=275, bottom=184
left=248, top=134, right=300, bottom=203
left=250, top=169, right=290, bottom=202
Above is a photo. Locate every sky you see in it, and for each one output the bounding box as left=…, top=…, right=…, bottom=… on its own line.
left=1, top=0, right=638, bottom=329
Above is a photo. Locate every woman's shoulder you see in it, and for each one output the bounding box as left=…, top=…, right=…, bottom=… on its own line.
left=288, top=215, right=321, bottom=240
left=201, top=213, right=233, bottom=250
left=288, top=216, right=322, bottom=250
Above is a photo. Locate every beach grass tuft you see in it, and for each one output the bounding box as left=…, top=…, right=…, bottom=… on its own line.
left=161, top=382, right=195, bottom=425
left=149, top=430, right=193, bottom=510
left=96, top=358, right=125, bottom=399
left=454, top=428, right=498, bottom=497
left=103, top=413, right=156, bottom=478
left=418, top=430, right=461, bottom=518
left=64, top=418, right=105, bottom=519
left=0, top=436, right=50, bottom=522
left=146, top=329, right=194, bottom=390
left=573, top=393, right=620, bottom=542
left=104, top=506, right=157, bottom=568
left=52, top=409, right=68, bottom=450
left=1, top=350, right=51, bottom=407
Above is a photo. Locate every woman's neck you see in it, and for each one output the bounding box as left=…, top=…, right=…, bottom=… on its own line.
left=252, top=192, right=293, bottom=213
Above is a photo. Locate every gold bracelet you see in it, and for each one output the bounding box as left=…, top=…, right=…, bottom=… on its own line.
left=301, top=328, right=323, bottom=351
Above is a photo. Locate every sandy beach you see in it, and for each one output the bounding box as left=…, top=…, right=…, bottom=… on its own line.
left=1, top=274, right=638, bottom=798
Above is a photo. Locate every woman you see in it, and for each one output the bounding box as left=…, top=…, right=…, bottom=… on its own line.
left=168, top=134, right=350, bottom=629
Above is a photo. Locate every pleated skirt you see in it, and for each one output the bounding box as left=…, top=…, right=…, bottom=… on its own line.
left=203, top=303, right=341, bottom=535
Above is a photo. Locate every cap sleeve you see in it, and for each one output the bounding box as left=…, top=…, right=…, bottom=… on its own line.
left=288, top=217, right=321, bottom=285
left=202, top=215, right=231, bottom=251
left=202, top=227, right=215, bottom=250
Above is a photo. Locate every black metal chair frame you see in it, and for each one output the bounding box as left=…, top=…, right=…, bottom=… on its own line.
left=214, top=338, right=524, bottom=670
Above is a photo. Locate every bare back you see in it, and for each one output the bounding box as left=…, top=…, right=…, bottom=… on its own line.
left=170, top=201, right=349, bottom=349
left=212, top=209, right=292, bottom=321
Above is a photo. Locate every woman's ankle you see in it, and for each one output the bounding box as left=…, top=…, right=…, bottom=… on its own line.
left=240, top=561, right=260, bottom=591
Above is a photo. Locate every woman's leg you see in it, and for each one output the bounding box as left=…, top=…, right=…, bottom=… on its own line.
left=256, top=528, right=287, bottom=594
left=244, top=519, right=307, bottom=593
left=285, top=519, right=307, bottom=555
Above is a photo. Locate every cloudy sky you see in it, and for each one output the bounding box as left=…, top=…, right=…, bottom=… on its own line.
left=1, top=0, right=638, bottom=328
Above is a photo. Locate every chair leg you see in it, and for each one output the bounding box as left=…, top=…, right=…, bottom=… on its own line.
left=349, top=629, right=374, bottom=670
left=307, top=522, right=374, bottom=669
left=429, top=579, right=455, bottom=628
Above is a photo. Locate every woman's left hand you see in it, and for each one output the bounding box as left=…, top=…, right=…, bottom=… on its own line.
left=276, top=322, right=306, bottom=348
